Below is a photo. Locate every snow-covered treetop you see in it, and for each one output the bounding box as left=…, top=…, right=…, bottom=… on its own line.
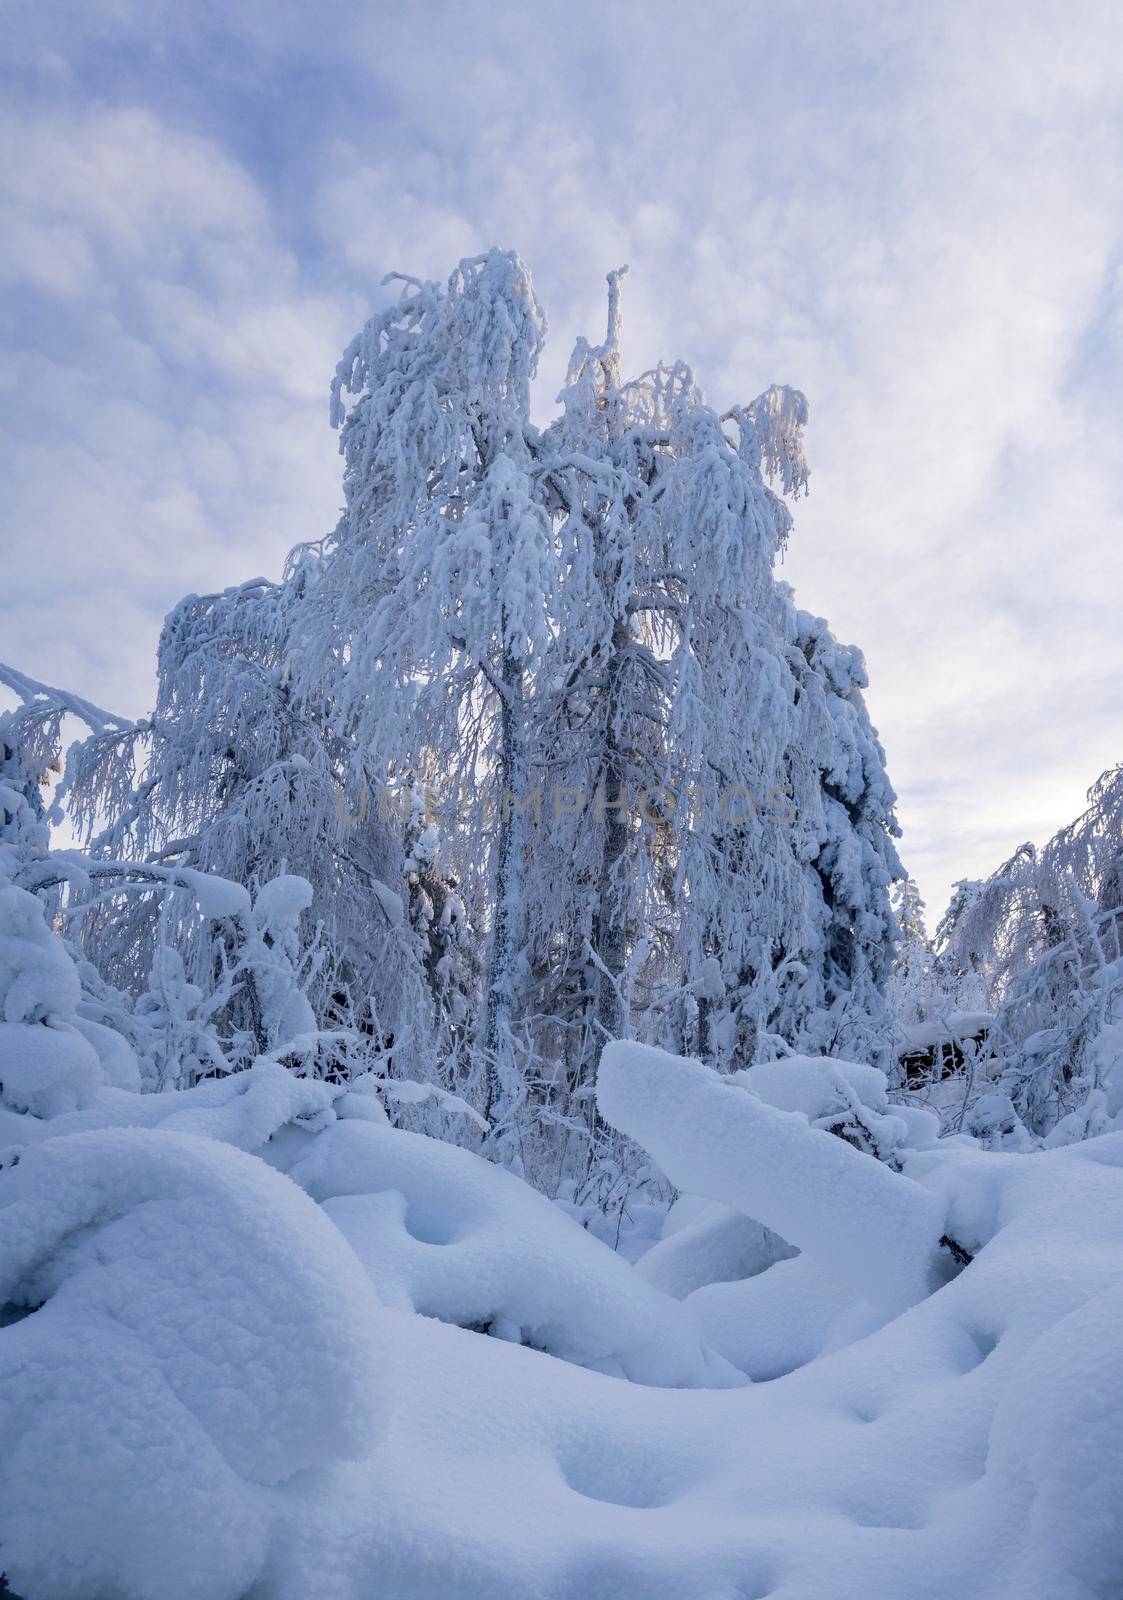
left=727, top=383, right=811, bottom=499
left=329, top=249, right=547, bottom=529
left=938, top=766, right=1123, bottom=997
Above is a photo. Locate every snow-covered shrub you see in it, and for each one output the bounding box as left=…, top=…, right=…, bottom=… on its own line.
left=231, top=874, right=318, bottom=1057
left=2, top=671, right=417, bottom=1100
left=959, top=1089, right=1037, bottom=1150
left=0, top=715, right=51, bottom=878
left=125, top=944, right=224, bottom=1089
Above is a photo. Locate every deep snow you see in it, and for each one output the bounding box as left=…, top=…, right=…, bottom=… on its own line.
left=2, top=1040, right=1122, bottom=1598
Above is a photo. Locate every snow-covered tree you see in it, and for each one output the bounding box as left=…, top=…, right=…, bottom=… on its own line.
left=933, top=767, right=1123, bottom=1138
left=427, top=268, right=897, bottom=1192
left=511, top=279, right=693, bottom=1156
left=304, top=254, right=905, bottom=1187
left=3, top=251, right=908, bottom=1198
left=646, top=378, right=814, bottom=1073
left=304, top=249, right=555, bottom=1162
left=58, top=575, right=432, bottom=1081
left=886, top=880, right=938, bottom=1028
left=893, top=877, right=927, bottom=949
left=1, top=662, right=353, bottom=1094
left=786, top=608, right=903, bottom=1065
left=525, top=277, right=901, bottom=1090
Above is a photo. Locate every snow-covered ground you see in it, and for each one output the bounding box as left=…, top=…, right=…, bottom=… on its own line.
left=2, top=1032, right=1121, bottom=1598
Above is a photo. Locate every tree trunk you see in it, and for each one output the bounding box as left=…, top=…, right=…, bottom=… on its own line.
left=483, top=641, right=528, bottom=1160
left=590, top=618, right=631, bottom=1057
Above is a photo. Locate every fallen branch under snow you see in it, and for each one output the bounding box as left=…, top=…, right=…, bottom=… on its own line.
left=597, top=1040, right=950, bottom=1314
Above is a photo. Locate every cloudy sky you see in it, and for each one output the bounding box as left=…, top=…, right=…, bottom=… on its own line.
left=2, top=0, right=1121, bottom=921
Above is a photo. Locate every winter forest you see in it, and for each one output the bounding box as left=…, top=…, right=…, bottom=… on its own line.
left=2, top=241, right=1122, bottom=1600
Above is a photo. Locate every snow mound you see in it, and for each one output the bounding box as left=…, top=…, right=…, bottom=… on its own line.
left=0, top=1126, right=386, bottom=1600
left=738, top=1052, right=920, bottom=1158
left=740, top=1052, right=891, bottom=1117
left=235, top=1123, right=1123, bottom=1599
left=266, top=1122, right=1123, bottom=1599
left=277, top=1116, right=743, bottom=1387
left=3, top=1055, right=731, bottom=1388
left=7, top=1033, right=1123, bottom=1598
left=0, top=1018, right=103, bottom=1119
left=71, top=1013, right=143, bottom=1091
left=0, top=1056, right=339, bottom=1156
left=599, top=1040, right=948, bottom=1313
left=0, top=884, right=82, bottom=1025
left=686, top=1249, right=876, bottom=1380
left=631, top=1054, right=913, bottom=1378
left=6, top=1036, right=1123, bottom=1587
left=635, top=1199, right=795, bottom=1300
left=251, top=872, right=314, bottom=926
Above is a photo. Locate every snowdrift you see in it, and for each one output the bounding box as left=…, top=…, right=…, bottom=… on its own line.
left=1, top=1038, right=1122, bottom=1598
left=0, top=1127, right=385, bottom=1600
left=276, top=1115, right=742, bottom=1386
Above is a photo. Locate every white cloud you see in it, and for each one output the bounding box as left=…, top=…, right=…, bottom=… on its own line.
left=2, top=1, right=1121, bottom=922
left=0, top=104, right=346, bottom=713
